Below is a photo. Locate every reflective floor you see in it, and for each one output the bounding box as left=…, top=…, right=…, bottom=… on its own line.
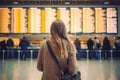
left=0, top=59, right=120, bottom=80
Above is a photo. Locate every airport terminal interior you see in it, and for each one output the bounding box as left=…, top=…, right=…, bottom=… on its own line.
left=0, top=0, right=120, bottom=80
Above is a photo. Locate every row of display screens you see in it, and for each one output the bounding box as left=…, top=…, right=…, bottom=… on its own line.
left=0, top=7, right=118, bottom=33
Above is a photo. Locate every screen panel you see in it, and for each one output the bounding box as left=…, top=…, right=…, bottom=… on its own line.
left=45, top=8, right=56, bottom=33
left=0, top=8, right=10, bottom=33
left=107, top=8, right=117, bottom=33
left=83, top=8, right=95, bottom=33
left=95, top=8, right=106, bottom=33
left=28, top=8, right=41, bottom=33
left=11, top=8, right=27, bottom=33
left=57, top=8, right=70, bottom=33
left=70, top=8, right=82, bottom=33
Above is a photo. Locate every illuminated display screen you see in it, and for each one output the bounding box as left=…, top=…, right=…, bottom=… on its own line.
left=95, top=8, right=106, bottom=33
left=11, top=8, right=27, bottom=33
left=28, top=8, right=41, bottom=33
left=0, top=8, right=10, bottom=33
left=83, top=8, right=95, bottom=33
left=45, top=8, right=56, bottom=33
left=107, top=8, right=117, bottom=33
left=57, top=8, right=70, bottom=33
left=70, top=8, right=82, bottom=33
left=0, top=7, right=118, bottom=33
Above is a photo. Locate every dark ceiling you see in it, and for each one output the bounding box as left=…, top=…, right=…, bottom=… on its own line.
left=0, top=0, right=120, bottom=6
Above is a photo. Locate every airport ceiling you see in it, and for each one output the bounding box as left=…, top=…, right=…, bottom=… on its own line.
left=0, top=0, right=120, bottom=6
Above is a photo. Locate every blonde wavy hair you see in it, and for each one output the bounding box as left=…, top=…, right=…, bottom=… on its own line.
left=50, top=19, right=75, bottom=57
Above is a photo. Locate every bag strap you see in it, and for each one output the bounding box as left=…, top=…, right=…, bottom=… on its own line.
left=46, top=41, right=62, bottom=70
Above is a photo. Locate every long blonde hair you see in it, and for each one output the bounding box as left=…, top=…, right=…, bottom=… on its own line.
left=50, top=19, right=75, bottom=57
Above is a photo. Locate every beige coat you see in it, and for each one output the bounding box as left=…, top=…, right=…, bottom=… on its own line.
left=37, top=39, right=78, bottom=80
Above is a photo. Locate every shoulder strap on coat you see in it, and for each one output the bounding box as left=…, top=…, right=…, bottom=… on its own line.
left=46, top=40, right=62, bottom=70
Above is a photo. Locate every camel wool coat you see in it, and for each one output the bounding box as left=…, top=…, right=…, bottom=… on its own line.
left=37, top=40, right=78, bottom=80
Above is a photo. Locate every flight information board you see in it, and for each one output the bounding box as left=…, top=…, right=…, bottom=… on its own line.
left=107, top=8, right=117, bottom=33
left=0, top=7, right=118, bottom=34
left=95, top=8, right=106, bottom=33
left=57, top=8, right=70, bottom=33
left=70, top=8, right=82, bottom=33
left=28, top=8, right=41, bottom=33
left=83, top=8, right=95, bottom=33
left=0, top=8, right=10, bottom=33
left=11, top=8, right=27, bottom=33
left=45, top=8, right=56, bottom=33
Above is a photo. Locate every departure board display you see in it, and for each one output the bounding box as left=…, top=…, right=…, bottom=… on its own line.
left=107, top=8, right=117, bottom=33
left=45, top=8, right=56, bottom=33
left=95, top=8, right=106, bottom=33
left=57, top=8, right=70, bottom=33
left=11, top=8, right=27, bottom=33
left=0, top=8, right=10, bottom=33
left=0, top=7, right=118, bottom=34
left=83, top=8, right=95, bottom=33
left=70, top=8, right=82, bottom=33
left=28, top=8, right=41, bottom=33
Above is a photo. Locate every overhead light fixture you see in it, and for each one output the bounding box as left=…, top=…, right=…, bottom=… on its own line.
left=65, top=2, right=70, bottom=5
left=13, top=1, right=18, bottom=4
left=104, top=2, right=109, bottom=5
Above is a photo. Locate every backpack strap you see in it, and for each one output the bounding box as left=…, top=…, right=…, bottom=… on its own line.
left=46, top=41, right=63, bottom=70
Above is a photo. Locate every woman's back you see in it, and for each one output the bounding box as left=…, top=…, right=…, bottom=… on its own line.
left=37, top=39, right=78, bottom=80
left=37, top=20, right=78, bottom=80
